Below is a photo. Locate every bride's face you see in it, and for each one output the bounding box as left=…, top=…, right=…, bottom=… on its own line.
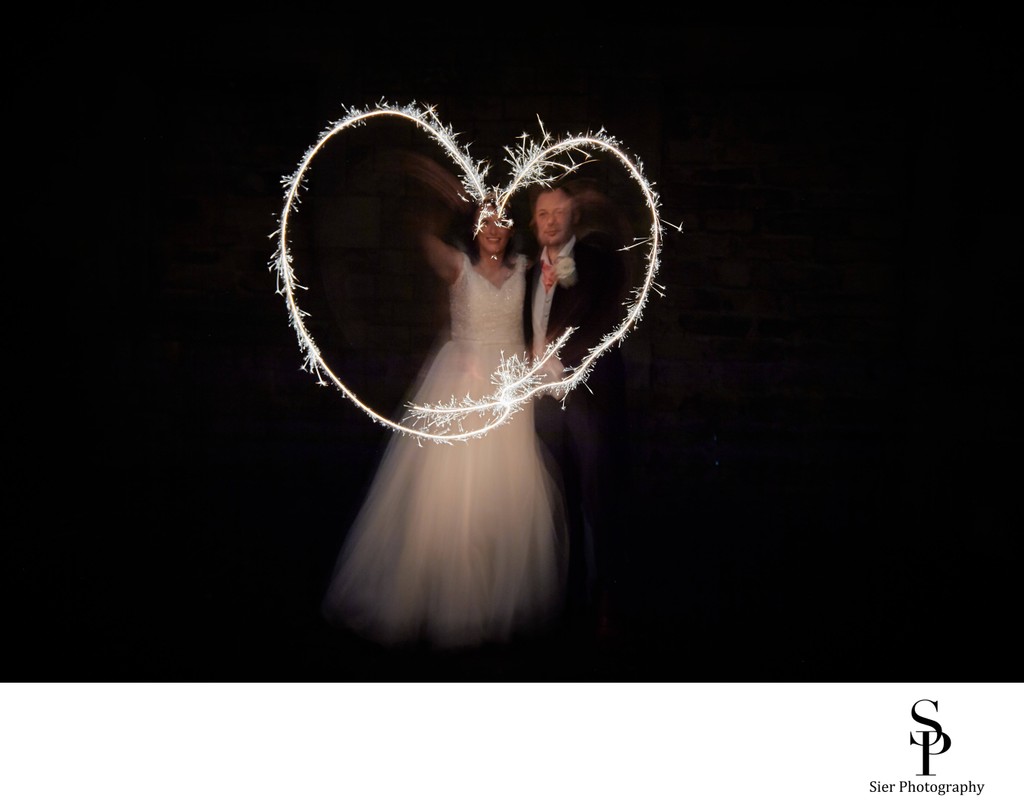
left=476, top=215, right=511, bottom=256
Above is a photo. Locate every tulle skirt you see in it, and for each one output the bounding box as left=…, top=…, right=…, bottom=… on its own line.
left=322, top=338, right=567, bottom=648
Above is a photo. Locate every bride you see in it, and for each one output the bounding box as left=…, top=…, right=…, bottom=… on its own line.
left=321, top=198, right=567, bottom=648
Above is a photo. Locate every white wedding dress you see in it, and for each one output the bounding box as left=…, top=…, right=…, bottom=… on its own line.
left=322, top=254, right=567, bottom=648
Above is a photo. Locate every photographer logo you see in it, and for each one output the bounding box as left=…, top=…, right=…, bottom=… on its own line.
left=909, top=698, right=951, bottom=776
left=866, top=698, right=986, bottom=797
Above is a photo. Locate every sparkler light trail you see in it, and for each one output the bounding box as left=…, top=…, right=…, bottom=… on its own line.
left=271, top=100, right=668, bottom=443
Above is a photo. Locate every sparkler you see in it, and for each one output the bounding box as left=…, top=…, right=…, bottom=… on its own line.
left=271, top=100, right=668, bottom=443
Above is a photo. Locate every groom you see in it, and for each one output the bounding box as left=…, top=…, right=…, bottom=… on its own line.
left=524, top=181, right=630, bottom=637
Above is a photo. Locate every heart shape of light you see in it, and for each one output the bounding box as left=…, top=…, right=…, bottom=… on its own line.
left=272, top=101, right=664, bottom=443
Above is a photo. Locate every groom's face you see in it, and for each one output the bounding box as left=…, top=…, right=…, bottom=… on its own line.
left=532, top=189, right=575, bottom=254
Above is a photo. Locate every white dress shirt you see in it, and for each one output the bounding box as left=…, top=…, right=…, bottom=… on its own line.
left=532, top=236, right=575, bottom=388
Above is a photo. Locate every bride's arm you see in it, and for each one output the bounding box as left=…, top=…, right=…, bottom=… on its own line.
left=420, top=231, right=463, bottom=285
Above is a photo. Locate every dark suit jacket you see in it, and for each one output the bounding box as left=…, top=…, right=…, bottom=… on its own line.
left=525, top=236, right=630, bottom=597
left=523, top=238, right=629, bottom=402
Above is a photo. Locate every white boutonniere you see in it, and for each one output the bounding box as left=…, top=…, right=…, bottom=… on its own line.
left=554, top=256, right=577, bottom=288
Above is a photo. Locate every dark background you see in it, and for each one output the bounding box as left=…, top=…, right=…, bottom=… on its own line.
left=14, top=20, right=1019, bottom=682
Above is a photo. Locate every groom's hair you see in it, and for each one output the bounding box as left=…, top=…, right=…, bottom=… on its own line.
left=528, top=180, right=579, bottom=211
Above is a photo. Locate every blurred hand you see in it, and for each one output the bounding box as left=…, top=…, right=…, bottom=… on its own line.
left=394, top=150, right=470, bottom=214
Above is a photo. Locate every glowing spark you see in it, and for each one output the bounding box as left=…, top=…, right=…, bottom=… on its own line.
left=271, top=100, right=666, bottom=443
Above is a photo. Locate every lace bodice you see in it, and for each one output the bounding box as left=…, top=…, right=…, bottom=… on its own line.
left=449, top=254, right=528, bottom=345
